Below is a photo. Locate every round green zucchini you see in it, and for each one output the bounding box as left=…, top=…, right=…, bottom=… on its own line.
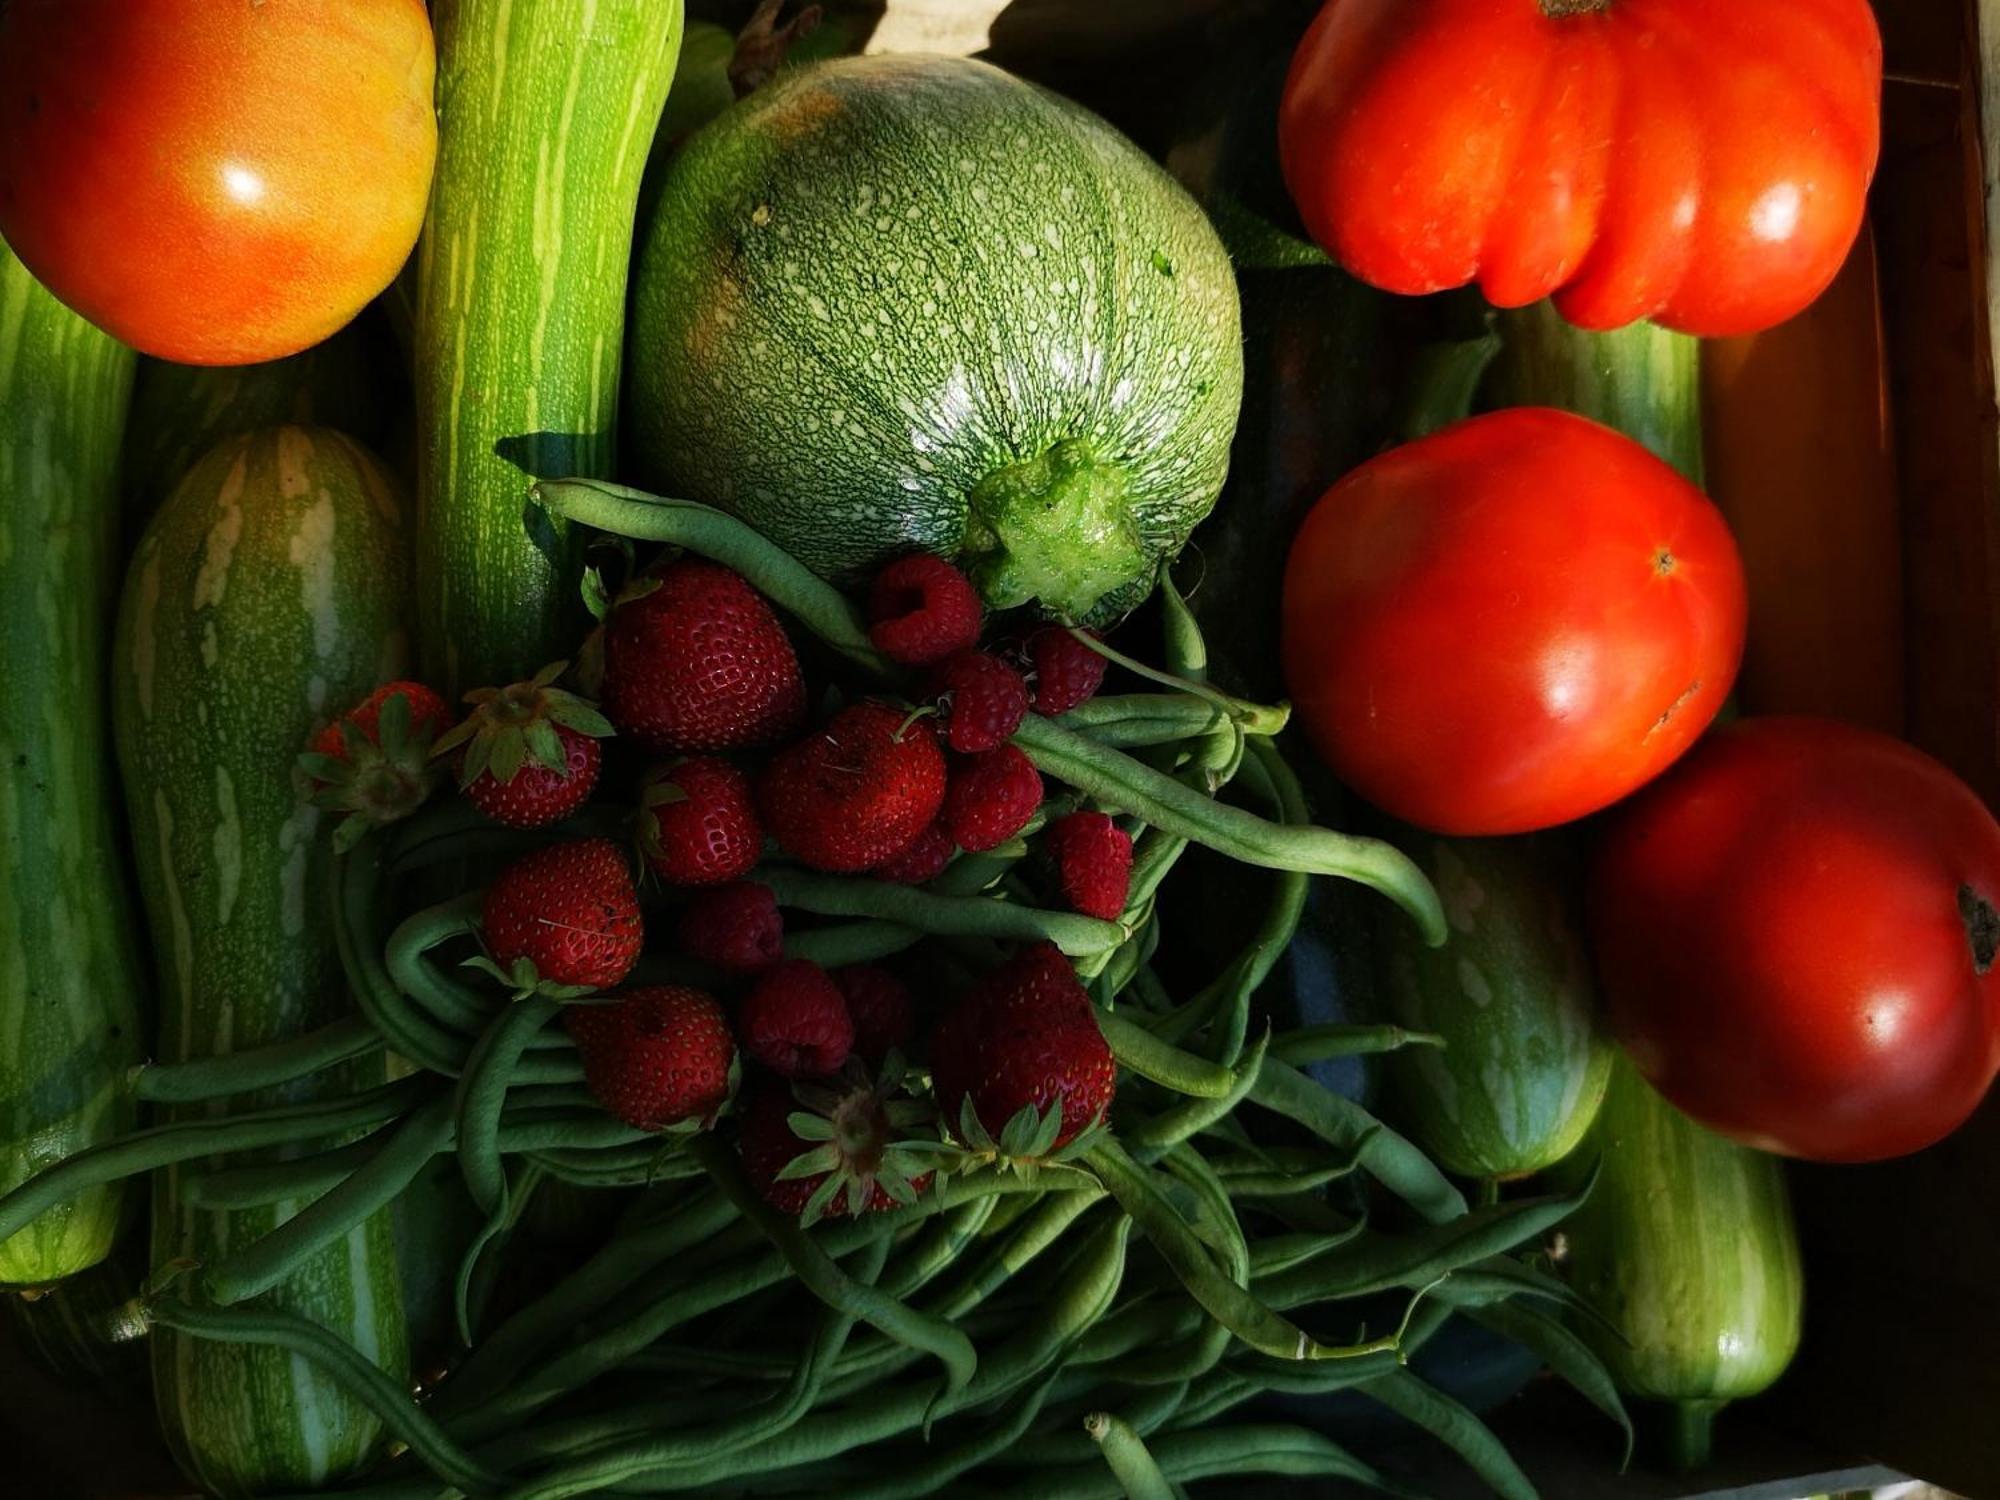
left=630, top=54, right=1244, bottom=621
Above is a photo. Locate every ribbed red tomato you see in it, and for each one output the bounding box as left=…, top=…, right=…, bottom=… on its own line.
left=1281, top=408, right=1744, bottom=835
left=1278, top=0, right=1882, bottom=336
left=1592, top=718, right=2000, bottom=1163
left=0, top=0, right=436, bottom=365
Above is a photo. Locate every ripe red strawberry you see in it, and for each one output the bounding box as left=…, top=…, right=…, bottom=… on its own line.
left=601, top=558, right=806, bottom=753
left=929, top=651, right=1028, bottom=753
left=476, top=838, right=642, bottom=995
left=1026, top=627, right=1107, bottom=715
left=300, top=680, right=453, bottom=851
left=940, top=746, right=1042, bottom=853
left=1047, top=811, right=1134, bottom=921
left=565, top=986, right=737, bottom=1130
left=678, top=881, right=784, bottom=974
left=433, top=662, right=613, bottom=829
left=930, top=943, right=1115, bottom=1157
left=638, top=757, right=763, bottom=886
left=870, top=821, right=954, bottom=885
left=738, top=1064, right=936, bottom=1225
left=758, top=702, right=946, bottom=872
left=832, top=966, right=915, bottom=1065
left=867, top=554, right=982, bottom=666
left=739, top=960, right=853, bottom=1078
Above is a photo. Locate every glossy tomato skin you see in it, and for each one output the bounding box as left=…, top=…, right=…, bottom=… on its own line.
left=1592, top=718, right=2000, bottom=1163
left=1277, top=0, right=1881, bottom=337
left=0, top=0, right=436, bottom=365
left=1281, top=407, right=1744, bottom=835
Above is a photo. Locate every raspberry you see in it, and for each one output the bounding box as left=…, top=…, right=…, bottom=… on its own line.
left=941, top=746, right=1043, bottom=853
left=1027, top=627, right=1108, bottom=715
left=930, top=651, right=1029, bottom=753
left=739, top=960, right=853, bottom=1078
left=832, top=966, right=915, bottom=1064
left=678, top=881, right=784, bottom=974
left=867, top=554, right=982, bottom=666
left=1046, top=811, right=1134, bottom=921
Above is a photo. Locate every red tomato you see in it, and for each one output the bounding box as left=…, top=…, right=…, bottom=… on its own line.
left=1277, top=0, right=1881, bottom=337
left=1281, top=408, right=1744, bottom=835
left=1592, top=718, right=2000, bottom=1162
left=0, top=0, right=436, bottom=365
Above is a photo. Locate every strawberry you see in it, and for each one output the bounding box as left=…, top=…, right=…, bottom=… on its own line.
left=739, top=960, right=853, bottom=1078
left=474, top=838, right=642, bottom=996
left=638, top=757, right=763, bottom=887
left=738, top=1060, right=936, bottom=1225
left=565, top=986, right=738, bottom=1130
left=1026, top=627, right=1107, bottom=715
left=940, top=746, right=1042, bottom=853
left=929, top=943, right=1115, bottom=1160
left=866, top=554, right=982, bottom=666
left=832, top=966, right=915, bottom=1065
left=1046, top=811, right=1134, bottom=921
left=757, top=702, right=946, bottom=872
left=870, top=821, right=954, bottom=885
left=929, top=650, right=1028, bottom=753
left=678, top=881, right=784, bottom=974
left=601, top=558, right=806, bottom=753
left=300, top=681, right=453, bottom=851
left=433, top=662, right=613, bottom=829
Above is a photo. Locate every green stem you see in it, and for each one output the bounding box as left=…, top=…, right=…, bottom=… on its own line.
left=1660, top=1399, right=1723, bottom=1473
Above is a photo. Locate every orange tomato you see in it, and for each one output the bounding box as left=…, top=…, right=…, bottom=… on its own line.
left=0, top=0, right=436, bottom=366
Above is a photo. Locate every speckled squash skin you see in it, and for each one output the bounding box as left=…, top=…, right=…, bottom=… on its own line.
left=0, top=237, right=144, bottom=1287
left=1378, top=833, right=1612, bottom=1180
left=112, top=426, right=410, bottom=1495
left=630, top=55, right=1243, bottom=620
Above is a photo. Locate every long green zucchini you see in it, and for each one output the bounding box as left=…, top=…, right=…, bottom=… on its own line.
left=0, top=238, right=145, bottom=1288
left=414, top=0, right=684, bottom=693
left=1553, top=1057, right=1802, bottom=1470
left=113, top=427, right=412, bottom=1495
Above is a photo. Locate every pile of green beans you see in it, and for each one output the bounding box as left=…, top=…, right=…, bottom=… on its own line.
left=0, top=487, right=1631, bottom=1498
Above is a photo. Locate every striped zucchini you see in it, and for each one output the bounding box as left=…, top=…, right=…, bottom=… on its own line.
left=414, top=0, right=684, bottom=693
left=1378, top=832, right=1611, bottom=1180
left=113, top=427, right=411, bottom=1495
left=1553, top=1056, right=1803, bottom=1470
left=125, top=316, right=397, bottom=515
left=0, top=238, right=145, bottom=1287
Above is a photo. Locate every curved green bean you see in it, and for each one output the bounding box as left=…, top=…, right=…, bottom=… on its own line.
left=1013, top=715, right=1444, bottom=944
left=1067, top=632, right=1286, bottom=735
left=1097, top=1011, right=1237, bottom=1099
left=783, top=920, right=923, bottom=968
left=387, top=893, right=497, bottom=1034
left=129, top=1015, right=384, bottom=1103
left=1249, top=1056, right=1465, bottom=1224
left=456, top=997, right=560, bottom=1217
left=1269, top=1023, right=1445, bottom=1066
left=335, top=840, right=474, bottom=1076
left=987, top=1423, right=1392, bottom=1500
left=1126, top=1031, right=1272, bottom=1162
left=1086, top=1410, right=1176, bottom=1500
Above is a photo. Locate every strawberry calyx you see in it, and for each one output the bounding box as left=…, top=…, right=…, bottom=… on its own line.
left=775, top=1053, right=939, bottom=1227
left=939, top=1094, right=1109, bottom=1181
left=298, top=685, right=449, bottom=853
left=433, top=660, right=614, bottom=790
left=461, top=952, right=601, bottom=1003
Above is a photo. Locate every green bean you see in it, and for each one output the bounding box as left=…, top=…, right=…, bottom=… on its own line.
left=1213, top=1347, right=1402, bottom=1398
left=1014, top=715, right=1444, bottom=943
left=1125, top=1031, right=1271, bottom=1161
left=335, top=840, right=473, bottom=1075
left=693, top=1136, right=975, bottom=1400
left=498, top=1241, right=889, bottom=1499
left=456, top=997, right=560, bottom=1217
left=1466, top=1297, right=1633, bottom=1464
left=1205, top=1139, right=1369, bottom=1199
left=1087, top=1140, right=1395, bottom=1365
left=821, top=1373, right=1060, bottom=1500
left=387, top=893, right=498, bottom=1034
left=1269, top=1023, right=1445, bottom=1066
left=1256, top=1177, right=1593, bottom=1310
left=204, top=1092, right=455, bottom=1305
left=986, top=1424, right=1393, bottom=1499
left=1163, top=1370, right=1259, bottom=1435
left=145, top=1297, right=504, bottom=1495
left=1085, top=1410, right=1176, bottom=1500
left=1097, top=1011, right=1236, bottom=1099
left=1070, top=1298, right=1204, bottom=1369
left=1249, top=1057, right=1465, bottom=1224
left=879, top=1195, right=999, bottom=1300
left=1246, top=1220, right=1372, bottom=1279
left=1055, top=693, right=1241, bottom=747
left=494, top=1113, right=656, bottom=1154
left=431, top=1187, right=742, bottom=1420
left=526, top=1141, right=702, bottom=1188
left=531, top=480, right=890, bottom=677
left=1066, top=634, right=1282, bottom=736
left=1361, top=1369, right=1536, bottom=1500
left=130, top=1015, right=385, bottom=1103
left=760, top=867, right=1125, bottom=956
left=783, top=920, right=923, bottom=968
left=180, top=1130, right=390, bottom=1210
left=0, top=1076, right=431, bottom=1246
left=457, top=1159, right=546, bottom=1345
